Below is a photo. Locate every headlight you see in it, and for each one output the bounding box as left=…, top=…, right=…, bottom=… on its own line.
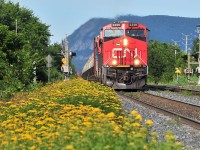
left=134, top=59, right=140, bottom=66
left=112, top=60, right=117, bottom=65
left=123, top=38, right=128, bottom=46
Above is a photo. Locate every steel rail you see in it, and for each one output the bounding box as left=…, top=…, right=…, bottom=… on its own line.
left=146, top=85, right=200, bottom=96
left=118, top=93, right=200, bottom=130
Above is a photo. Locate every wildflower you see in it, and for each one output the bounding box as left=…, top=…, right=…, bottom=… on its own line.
left=135, top=114, right=142, bottom=122
left=45, top=117, right=55, bottom=122
left=151, top=132, right=158, bottom=138
left=132, top=122, right=140, bottom=127
left=106, top=112, right=115, bottom=118
left=145, top=120, right=153, bottom=126
left=175, top=142, right=183, bottom=148
left=36, top=120, right=45, bottom=125
left=15, top=128, right=23, bottom=133
left=143, top=145, right=148, bottom=150
left=11, top=136, right=17, bottom=141
left=131, top=110, right=138, bottom=116
left=114, top=126, right=121, bottom=133
left=65, top=144, right=75, bottom=150
left=21, top=134, right=33, bottom=140
left=29, top=146, right=36, bottom=150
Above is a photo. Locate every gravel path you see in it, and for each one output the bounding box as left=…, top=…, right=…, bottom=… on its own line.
left=118, top=91, right=200, bottom=150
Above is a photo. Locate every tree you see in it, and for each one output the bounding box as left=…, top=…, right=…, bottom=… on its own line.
left=148, top=40, right=182, bottom=84
left=0, top=1, right=51, bottom=98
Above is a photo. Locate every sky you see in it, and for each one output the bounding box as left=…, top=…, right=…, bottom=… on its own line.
left=10, top=0, right=200, bottom=44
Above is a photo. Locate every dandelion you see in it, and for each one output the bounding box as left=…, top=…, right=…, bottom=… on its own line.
left=151, top=132, right=158, bottom=138
left=143, top=145, right=148, bottom=150
left=36, top=120, right=45, bottom=125
left=114, top=126, right=121, bottom=133
left=11, top=136, right=17, bottom=141
left=15, top=128, right=23, bottom=133
left=175, top=142, right=183, bottom=148
left=135, top=114, right=142, bottom=122
left=132, top=122, right=140, bottom=127
left=21, top=134, right=33, bottom=140
left=145, top=120, right=153, bottom=126
left=65, top=144, right=75, bottom=150
left=131, top=110, right=138, bottom=116
left=45, top=117, right=55, bottom=122
left=106, top=112, right=115, bottom=118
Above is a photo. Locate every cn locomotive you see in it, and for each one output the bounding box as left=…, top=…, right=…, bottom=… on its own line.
left=82, top=21, right=149, bottom=89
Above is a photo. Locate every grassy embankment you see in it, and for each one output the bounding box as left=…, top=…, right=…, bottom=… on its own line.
left=0, top=78, right=182, bottom=149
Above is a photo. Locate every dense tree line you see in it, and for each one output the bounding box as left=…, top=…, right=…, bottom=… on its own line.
left=148, top=38, right=200, bottom=84
left=0, top=0, right=71, bottom=98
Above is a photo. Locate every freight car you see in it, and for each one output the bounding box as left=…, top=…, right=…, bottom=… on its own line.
left=82, top=21, right=149, bottom=89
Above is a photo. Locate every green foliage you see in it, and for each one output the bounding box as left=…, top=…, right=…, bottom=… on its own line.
left=148, top=40, right=184, bottom=84
left=0, top=1, right=53, bottom=98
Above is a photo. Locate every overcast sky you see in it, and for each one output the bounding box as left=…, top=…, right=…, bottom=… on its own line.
left=10, top=0, right=200, bottom=44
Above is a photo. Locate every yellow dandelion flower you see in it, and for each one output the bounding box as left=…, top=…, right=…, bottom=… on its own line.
left=135, top=114, right=142, bottom=122
left=151, top=132, right=158, bottom=138
left=106, top=112, right=115, bottom=118
left=151, top=139, right=157, bottom=144
left=11, top=136, right=17, bottom=141
left=114, top=126, right=121, bottom=133
left=93, top=107, right=101, bottom=112
left=21, top=134, right=33, bottom=140
left=132, top=122, right=140, bottom=127
left=2, top=141, right=8, bottom=145
left=36, top=120, right=45, bottom=125
left=175, top=142, right=183, bottom=147
left=29, top=146, right=36, bottom=150
left=28, top=110, right=37, bottom=113
left=131, top=110, right=138, bottom=116
left=143, top=145, right=148, bottom=150
left=15, top=128, right=23, bottom=133
left=83, top=121, right=91, bottom=127
left=65, top=144, right=75, bottom=150
left=145, top=120, right=153, bottom=126
left=36, top=137, right=42, bottom=144
left=40, top=126, right=48, bottom=130
left=134, top=133, right=143, bottom=138
left=45, top=117, right=55, bottom=122
left=19, top=113, right=26, bottom=117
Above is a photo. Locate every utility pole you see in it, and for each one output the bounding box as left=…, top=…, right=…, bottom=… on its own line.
left=182, top=33, right=192, bottom=81
left=15, top=19, right=17, bottom=35
left=171, top=39, right=179, bottom=60
left=197, top=25, right=200, bottom=85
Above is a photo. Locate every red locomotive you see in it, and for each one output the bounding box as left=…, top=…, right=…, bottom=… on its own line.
left=82, top=21, right=149, bottom=89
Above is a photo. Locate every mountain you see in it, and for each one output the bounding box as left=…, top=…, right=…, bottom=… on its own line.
left=68, top=15, right=200, bottom=72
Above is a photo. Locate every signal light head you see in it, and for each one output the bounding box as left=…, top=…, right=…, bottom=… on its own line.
left=123, top=38, right=128, bottom=46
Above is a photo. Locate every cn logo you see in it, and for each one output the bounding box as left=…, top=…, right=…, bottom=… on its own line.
left=112, top=48, right=134, bottom=58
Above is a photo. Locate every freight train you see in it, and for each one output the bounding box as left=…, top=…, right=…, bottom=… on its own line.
left=82, top=21, right=149, bottom=89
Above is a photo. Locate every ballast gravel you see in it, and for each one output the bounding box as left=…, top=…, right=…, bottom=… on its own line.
left=118, top=91, right=200, bottom=149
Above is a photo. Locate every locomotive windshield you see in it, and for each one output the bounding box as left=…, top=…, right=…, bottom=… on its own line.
left=104, top=29, right=124, bottom=37
left=126, top=29, right=146, bottom=41
left=126, top=29, right=145, bottom=37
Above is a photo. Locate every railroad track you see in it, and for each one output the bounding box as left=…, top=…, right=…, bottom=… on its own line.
left=145, top=85, right=200, bottom=96
left=118, top=92, right=200, bottom=130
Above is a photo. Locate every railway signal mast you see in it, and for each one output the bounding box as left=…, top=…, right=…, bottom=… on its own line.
left=62, top=35, right=70, bottom=81
left=197, top=25, right=200, bottom=85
